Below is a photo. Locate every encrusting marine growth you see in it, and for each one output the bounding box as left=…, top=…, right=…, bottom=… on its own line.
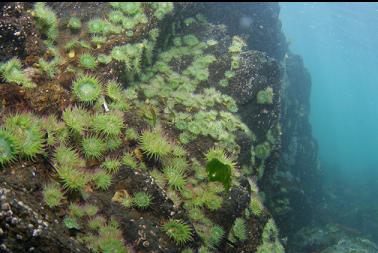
left=0, top=2, right=286, bottom=252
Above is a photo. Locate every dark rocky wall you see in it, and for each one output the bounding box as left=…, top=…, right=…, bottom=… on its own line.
left=198, top=2, right=323, bottom=243
left=201, top=2, right=288, bottom=61
left=266, top=52, right=324, bottom=239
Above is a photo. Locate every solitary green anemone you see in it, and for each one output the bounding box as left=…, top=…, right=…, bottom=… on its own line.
left=0, top=58, right=36, bottom=88
left=0, top=129, right=18, bottom=166
left=4, top=114, right=44, bottom=159
left=64, top=217, right=80, bottom=230
left=91, top=36, right=107, bottom=45
left=122, top=152, right=137, bottom=169
left=231, top=218, right=247, bottom=241
left=82, top=136, right=106, bottom=159
left=118, top=2, right=142, bottom=15
left=207, top=225, right=225, bottom=248
left=43, top=182, right=64, bottom=208
left=101, top=157, right=121, bottom=173
left=72, top=75, right=102, bottom=104
left=254, top=142, right=271, bottom=160
left=87, top=18, right=108, bottom=34
left=57, top=167, right=88, bottom=191
left=111, top=46, right=127, bottom=61
left=97, top=54, right=112, bottom=64
left=106, top=81, right=123, bottom=101
left=79, top=54, right=98, bottom=70
left=124, top=128, right=138, bottom=141
left=139, top=128, right=172, bottom=160
left=164, top=167, right=187, bottom=191
left=108, top=10, right=124, bottom=24
left=62, top=106, right=90, bottom=134
left=162, top=219, right=193, bottom=245
left=91, top=112, right=124, bottom=136
left=183, top=34, right=199, bottom=47
left=54, top=145, right=85, bottom=169
left=92, top=171, right=112, bottom=190
left=132, top=192, right=152, bottom=209
left=68, top=17, right=81, bottom=30
left=257, top=87, right=274, bottom=105
left=33, top=2, right=58, bottom=42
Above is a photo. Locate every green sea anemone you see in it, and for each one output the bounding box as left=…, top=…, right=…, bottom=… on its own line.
left=4, top=114, right=44, bottom=159
left=111, top=46, right=127, bottom=62
left=121, top=17, right=137, bottom=30
left=88, top=215, right=106, bottom=230
left=83, top=204, right=98, bottom=216
left=256, top=218, right=284, bottom=253
left=163, top=157, right=189, bottom=173
left=118, top=2, right=142, bottom=15
left=57, top=166, right=88, bottom=191
left=62, top=106, right=90, bottom=134
left=79, top=53, right=98, bottom=70
left=87, top=18, right=108, bottom=34
left=231, top=218, right=247, bottom=241
left=42, top=182, right=64, bottom=208
left=108, top=10, right=124, bottom=24
left=122, top=152, right=137, bottom=169
left=121, top=195, right=133, bottom=208
left=164, top=167, right=187, bottom=191
left=34, top=2, right=58, bottom=42
left=207, top=39, right=218, bottom=46
left=92, top=170, right=112, bottom=190
left=203, top=192, right=223, bottom=211
left=183, top=34, right=199, bottom=47
left=132, top=192, right=152, bottom=209
left=64, top=216, right=80, bottom=230
left=101, top=157, right=121, bottom=173
left=54, top=145, right=85, bottom=168
left=208, top=225, right=225, bottom=248
left=188, top=208, right=205, bottom=221
left=72, top=74, right=102, bottom=104
left=89, top=220, right=127, bottom=253
left=0, top=129, right=18, bottom=166
left=124, top=128, right=138, bottom=141
left=105, top=137, right=122, bottom=151
left=82, top=136, right=106, bottom=159
left=172, top=145, right=187, bottom=157
left=257, top=87, right=274, bottom=104
left=0, top=58, right=36, bottom=88
left=152, top=2, right=174, bottom=20
left=254, top=142, right=271, bottom=160
left=91, top=35, right=107, bottom=45
left=126, top=30, right=134, bottom=37
left=91, top=112, right=124, bottom=136
left=106, top=81, right=123, bottom=101
left=97, top=54, right=112, bottom=64
left=139, top=128, right=172, bottom=160
left=68, top=17, right=82, bottom=30
left=162, top=219, right=193, bottom=245
left=250, top=197, right=264, bottom=216
left=68, top=203, right=86, bottom=217
left=64, top=39, right=79, bottom=51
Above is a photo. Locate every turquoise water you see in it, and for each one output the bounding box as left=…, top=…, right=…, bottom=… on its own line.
left=280, top=3, right=378, bottom=183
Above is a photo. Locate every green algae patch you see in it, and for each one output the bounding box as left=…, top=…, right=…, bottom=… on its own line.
left=206, top=158, right=232, bottom=190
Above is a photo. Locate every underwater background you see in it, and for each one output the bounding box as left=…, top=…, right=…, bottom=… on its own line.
left=281, top=3, right=378, bottom=251
left=0, top=2, right=378, bottom=253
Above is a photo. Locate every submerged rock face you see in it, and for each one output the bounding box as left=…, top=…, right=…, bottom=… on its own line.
left=0, top=2, right=322, bottom=253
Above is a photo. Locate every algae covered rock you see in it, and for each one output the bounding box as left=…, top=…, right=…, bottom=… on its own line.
left=0, top=2, right=293, bottom=253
